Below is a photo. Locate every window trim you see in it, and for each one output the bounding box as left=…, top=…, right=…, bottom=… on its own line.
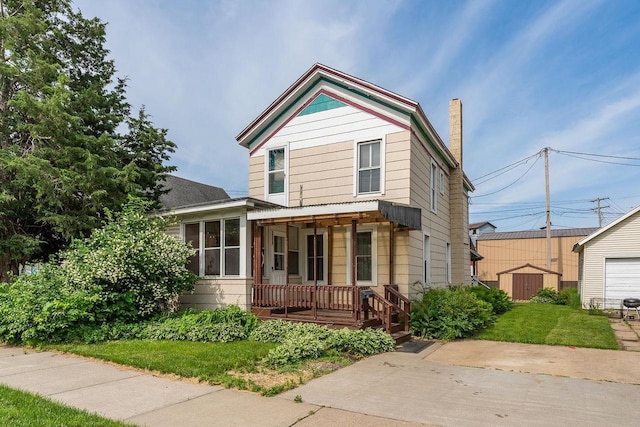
left=430, top=160, right=438, bottom=213
left=439, top=168, right=445, bottom=195
left=301, top=228, right=328, bottom=284
left=182, top=217, right=244, bottom=278
left=423, top=232, right=431, bottom=287
left=354, top=138, right=385, bottom=197
left=346, top=225, right=378, bottom=286
left=446, top=242, right=452, bottom=285
left=264, top=145, right=288, bottom=205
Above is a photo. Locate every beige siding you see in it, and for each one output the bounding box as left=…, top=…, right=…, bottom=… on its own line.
left=477, top=235, right=586, bottom=285
left=248, top=155, right=263, bottom=199
left=165, top=224, right=180, bottom=239
left=409, top=133, right=451, bottom=288
left=580, top=213, right=640, bottom=307
left=180, top=278, right=252, bottom=310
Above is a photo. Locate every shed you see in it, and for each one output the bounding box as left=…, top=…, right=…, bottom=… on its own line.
left=573, top=206, right=640, bottom=309
left=497, top=263, right=562, bottom=300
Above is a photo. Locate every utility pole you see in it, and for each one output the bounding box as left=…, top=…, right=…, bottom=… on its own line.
left=544, top=147, right=551, bottom=269
left=590, top=197, right=610, bottom=228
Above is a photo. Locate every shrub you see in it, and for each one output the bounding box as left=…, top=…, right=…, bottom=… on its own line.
left=560, top=288, right=581, bottom=309
left=327, top=328, right=395, bottom=356
left=410, top=287, right=494, bottom=340
left=263, top=333, right=327, bottom=368
left=468, top=286, right=513, bottom=315
left=530, top=287, right=579, bottom=306
left=249, top=320, right=298, bottom=343
left=0, top=198, right=197, bottom=344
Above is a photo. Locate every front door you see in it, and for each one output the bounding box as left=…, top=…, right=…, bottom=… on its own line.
left=270, top=231, right=286, bottom=285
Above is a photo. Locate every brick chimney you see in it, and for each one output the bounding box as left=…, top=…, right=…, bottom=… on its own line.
left=449, top=99, right=471, bottom=285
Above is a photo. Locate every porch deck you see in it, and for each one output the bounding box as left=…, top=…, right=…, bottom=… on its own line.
left=251, top=283, right=412, bottom=343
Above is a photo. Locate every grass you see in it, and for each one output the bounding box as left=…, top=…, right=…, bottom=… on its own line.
left=0, top=384, right=132, bottom=427
left=49, top=339, right=352, bottom=395
left=477, top=303, right=619, bottom=349
left=51, top=340, right=277, bottom=383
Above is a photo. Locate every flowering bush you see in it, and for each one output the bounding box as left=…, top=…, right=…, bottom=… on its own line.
left=0, top=198, right=197, bottom=344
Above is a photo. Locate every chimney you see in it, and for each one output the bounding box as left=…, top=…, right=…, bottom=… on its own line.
left=448, top=99, right=471, bottom=285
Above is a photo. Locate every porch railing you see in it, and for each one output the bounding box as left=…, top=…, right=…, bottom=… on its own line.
left=253, top=283, right=411, bottom=334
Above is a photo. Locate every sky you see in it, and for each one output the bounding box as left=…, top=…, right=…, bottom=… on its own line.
left=72, top=0, right=640, bottom=232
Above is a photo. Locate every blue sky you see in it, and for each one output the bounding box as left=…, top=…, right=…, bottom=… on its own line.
left=73, top=0, right=640, bottom=231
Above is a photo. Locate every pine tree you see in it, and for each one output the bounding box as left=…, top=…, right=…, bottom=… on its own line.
left=0, top=0, right=176, bottom=281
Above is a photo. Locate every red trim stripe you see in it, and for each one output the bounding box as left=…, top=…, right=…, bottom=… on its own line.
left=249, top=88, right=410, bottom=156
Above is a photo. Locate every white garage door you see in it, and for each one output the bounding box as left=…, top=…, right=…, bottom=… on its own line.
left=605, top=258, right=640, bottom=306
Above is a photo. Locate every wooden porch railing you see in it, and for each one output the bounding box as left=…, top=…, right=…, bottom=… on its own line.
left=253, top=283, right=411, bottom=334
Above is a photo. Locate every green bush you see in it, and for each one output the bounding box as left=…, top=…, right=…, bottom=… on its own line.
left=560, top=288, right=581, bottom=309
left=468, top=286, right=513, bottom=314
left=530, top=287, right=579, bottom=306
left=410, top=287, right=494, bottom=340
left=0, top=198, right=197, bottom=344
left=253, top=320, right=395, bottom=367
left=327, top=328, right=395, bottom=356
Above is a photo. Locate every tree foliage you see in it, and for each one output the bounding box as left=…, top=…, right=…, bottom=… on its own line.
left=0, top=198, right=197, bottom=344
left=0, top=0, right=176, bottom=281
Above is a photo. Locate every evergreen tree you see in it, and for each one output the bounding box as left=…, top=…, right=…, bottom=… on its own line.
left=0, top=0, right=176, bottom=281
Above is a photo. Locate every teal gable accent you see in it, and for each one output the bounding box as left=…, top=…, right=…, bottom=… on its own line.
left=297, top=93, right=347, bottom=117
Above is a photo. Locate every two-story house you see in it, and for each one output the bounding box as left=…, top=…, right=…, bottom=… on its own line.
left=163, top=64, right=473, bottom=335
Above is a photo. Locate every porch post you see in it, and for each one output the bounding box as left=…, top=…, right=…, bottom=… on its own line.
left=252, top=222, right=263, bottom=309
left=313, top=222, right=317, bottom=319
left=285, top=222, right=289, bottom=317
left=389, top=222, right=395, bottom=285
left=327, top=226, right=333, bottom=286
left=351, top=219, right=358, bottom=321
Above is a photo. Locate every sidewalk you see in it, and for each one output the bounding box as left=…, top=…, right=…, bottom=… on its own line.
left=609, top=317, right=640, bottom=351
left=0, top=344, right=421, bottom=427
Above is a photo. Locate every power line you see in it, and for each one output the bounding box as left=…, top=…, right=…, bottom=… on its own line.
left=471, top=154, right=541, bottom=198
left=472, top=150, right=541, bottom=184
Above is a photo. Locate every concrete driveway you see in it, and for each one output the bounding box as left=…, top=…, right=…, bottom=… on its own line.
left=3, top=341, right=640, bottom=426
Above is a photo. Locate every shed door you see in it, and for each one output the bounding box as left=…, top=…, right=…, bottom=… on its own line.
left=512, top=273, right=543, bottom=300
left=604, top=258, right=640, bottom=307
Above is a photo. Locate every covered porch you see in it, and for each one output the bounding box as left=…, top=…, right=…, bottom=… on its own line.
left=248, top=200, right=421, bottom=342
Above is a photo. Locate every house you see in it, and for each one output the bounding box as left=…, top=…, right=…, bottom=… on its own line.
left=469, top=221, right=496, bottom=245
left=164, top=64, right=474, bottom=336
left=573, top=206, right=640, bottom=309
left=476, top=227, right=597, bottom=299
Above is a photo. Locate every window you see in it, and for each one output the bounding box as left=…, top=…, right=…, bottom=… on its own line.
left=357, top=141, right=381, bottom=194
left=306, top=234, right=324, bottom=281
left=446, top=242, right=452, bottom=284
left=423, top=234, right=430, bottom=286
left=268, top=148, right=285, bottom=194
left=430, top=161, right=437, bottom=212
left=439, top=169, right=445, bottom=195
left=185, top=223, right=200, bottom=275
left=288, top=226, right=299, bottom=275
left=357, top=232, right=372, bottom=281
left=184, top=219, right=242, bottom=277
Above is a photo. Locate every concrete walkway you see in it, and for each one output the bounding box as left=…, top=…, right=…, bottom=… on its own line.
left=610, top=317, right=640, bottom=351
left=2, top=340, right=640, bottom=426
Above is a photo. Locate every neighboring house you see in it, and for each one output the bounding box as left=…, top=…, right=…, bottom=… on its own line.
left=164, top=64, right=474, bottom=337
left=476, top=227, right=597, bottom=299
left=469, top=221, right=496, bottom=245
left=159, top=175, right=229, bottom=207
left=573, top=206, right=640, bottom=309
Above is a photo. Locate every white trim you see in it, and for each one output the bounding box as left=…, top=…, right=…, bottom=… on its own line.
left=161, top=199, right=255, bottom=217
left=354, top=138, right=385, bottom=197
left=574, top=205, right=640, bottom=251
left=264, top=144, right=289, bottom=206
left=439, top=168, right=445, bottom=195
left=430, top=160, right=438, bottom=213
left=301, top=228, right=328, bottom=284
left=423, top=232, right=431, bottom=286
left=346, top=225, right=378, bottom=287
left=446, top=241, right=452, bottom=285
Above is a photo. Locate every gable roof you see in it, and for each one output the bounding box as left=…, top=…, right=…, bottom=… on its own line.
left=236, top=63, right=474, bottom=191
left=477, top=227, right=598, bottom=241
left=469, top=221, right=496, bottom=230
left=497, top=263, right=561, bottom=276
left=159, top=175, right=229, bottom=210
left=573, top=205, right=640, bottom=252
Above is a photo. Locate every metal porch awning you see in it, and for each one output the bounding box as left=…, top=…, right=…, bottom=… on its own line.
left=247, top=200, right=421, bottom=230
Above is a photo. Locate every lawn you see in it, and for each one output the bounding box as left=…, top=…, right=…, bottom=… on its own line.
left=477, top=303, right=619, bottom=349
left=50, top=339, right=350, bottom=395
left=0, top=384, right=132, bottom=427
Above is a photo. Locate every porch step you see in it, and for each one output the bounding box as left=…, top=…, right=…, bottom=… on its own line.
left=391, top=330, right=412, bottom=345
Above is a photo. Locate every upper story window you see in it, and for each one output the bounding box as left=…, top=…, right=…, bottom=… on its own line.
left=357, top=140, right=381, bottom=194
left=268, top=148, right=285, bottom=194
left=430, top=160, right=438, bottom=213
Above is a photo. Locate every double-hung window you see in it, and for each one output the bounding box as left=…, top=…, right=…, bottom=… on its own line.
left=357, top=141, right=381, bottom=194
left=430, top=161, right=438, bottom=212
left=306, top=234, right=324, bottom=281
left=356, top=232, right=373, bottom=281
left=185, top=218, right=241, bottom=277
left=268, top=148, right=285, bottom=195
